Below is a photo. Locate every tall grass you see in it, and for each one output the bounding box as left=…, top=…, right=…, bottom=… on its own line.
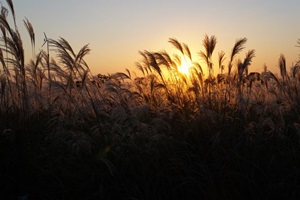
left=0, top=1, right=300, bottom=199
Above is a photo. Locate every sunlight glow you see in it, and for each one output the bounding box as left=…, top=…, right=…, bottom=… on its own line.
left=178, top=55, right=192, bottom=76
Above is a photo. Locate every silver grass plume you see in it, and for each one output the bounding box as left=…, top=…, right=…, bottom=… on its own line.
left=199, top=34, right=217, bottom=77
left=228, top=38, right=247, bottom=76
left=279, top=54, right=287, bottom=81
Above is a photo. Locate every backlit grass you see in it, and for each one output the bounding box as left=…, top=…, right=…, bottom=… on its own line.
left=0, top=1, right=300, bottom=199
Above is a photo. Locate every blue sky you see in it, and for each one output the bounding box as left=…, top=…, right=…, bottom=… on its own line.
left=12, top=0, right=300, bottom=75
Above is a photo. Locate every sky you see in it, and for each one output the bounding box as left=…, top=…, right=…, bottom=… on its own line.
left=10, top=0, right=300, bottom=76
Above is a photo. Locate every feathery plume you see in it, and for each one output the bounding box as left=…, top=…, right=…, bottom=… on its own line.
left=279, top=54, right=287, bottom=81
left=228, top=37, right=247, bottom=75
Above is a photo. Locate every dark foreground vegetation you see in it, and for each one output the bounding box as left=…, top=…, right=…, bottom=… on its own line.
left=1, top=1, right=300, bottom=199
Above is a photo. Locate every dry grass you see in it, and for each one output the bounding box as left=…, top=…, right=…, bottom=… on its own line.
left=0, top=1, right=300, bottom=199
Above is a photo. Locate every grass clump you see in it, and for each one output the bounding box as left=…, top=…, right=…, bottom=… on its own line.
left=0, top=1, right=300, bottom=199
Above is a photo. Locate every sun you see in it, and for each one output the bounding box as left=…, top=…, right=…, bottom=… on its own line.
left=178, top=55, right=192, bottom=76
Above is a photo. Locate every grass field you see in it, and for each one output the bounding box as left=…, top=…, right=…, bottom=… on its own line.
left=0, top=1, right=300, bottom=199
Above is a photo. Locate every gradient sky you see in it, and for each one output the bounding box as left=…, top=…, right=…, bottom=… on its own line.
left=12, top=0, right=300, bottom=76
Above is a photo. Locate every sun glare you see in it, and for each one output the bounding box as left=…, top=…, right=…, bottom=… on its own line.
left=178, top=55, right=192, bottom=76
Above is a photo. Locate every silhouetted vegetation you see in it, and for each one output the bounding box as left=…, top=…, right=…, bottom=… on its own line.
left=0, top=1, right=300, bottom=199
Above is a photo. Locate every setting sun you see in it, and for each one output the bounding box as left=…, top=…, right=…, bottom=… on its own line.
left=178, top=55, right=192, bottom=76
left=1, top=1, right=300, bottom=199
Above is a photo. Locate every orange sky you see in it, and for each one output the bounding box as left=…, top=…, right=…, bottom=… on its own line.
left=14, top=0, right=300, bottom=77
